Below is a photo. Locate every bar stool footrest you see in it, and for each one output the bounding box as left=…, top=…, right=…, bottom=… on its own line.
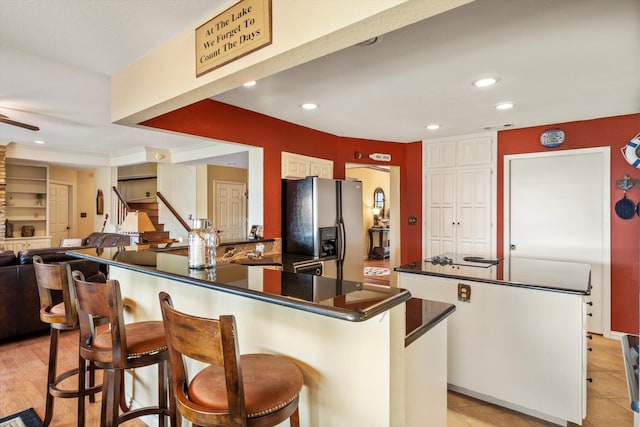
left=117, top=406, right=172, bottom=424
left=50, top=368, right=103, bottom=398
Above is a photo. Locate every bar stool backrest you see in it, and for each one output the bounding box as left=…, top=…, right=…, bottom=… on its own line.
left=159, top=291, right=245, bottom=426
left=72, top=272, right=128, bottom=368
left=33, top=255, right=77, bottom=328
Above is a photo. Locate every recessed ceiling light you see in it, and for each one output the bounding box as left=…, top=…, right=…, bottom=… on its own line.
left=243, top=81, right=256, bottom=87
left=426, top=124, right=441, bottom=130
left=34, top=140, right=45, bottom=144
left=301, top=103, right=318, bottom=110
left=473, top=77, right=498, bottom=88
left=495, top=102, right=514, bottom=110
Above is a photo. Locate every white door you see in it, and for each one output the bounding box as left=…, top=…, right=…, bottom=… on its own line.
left=425, top=168, right=491, bottom=257
left=425, top=170, right=456, bottom=256
left=505, top=148, right=610, bottom=334
left=49, top=183, right=71, bottom=246
left=214, top=181, right=246, bottom=242
left=457, top=168, right=492, bottom=255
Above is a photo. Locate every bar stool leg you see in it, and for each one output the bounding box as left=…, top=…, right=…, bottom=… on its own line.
left=43, top=328, right=59, bottom=427
left=101, top=368, right=120, bottom=427
left=290, top=408, right=300, bottom=427
left=158, top=361, right=166, bottom=427
left=78, top=349, right=87, bottom=427
left=119, top=370, right=129, bottom=412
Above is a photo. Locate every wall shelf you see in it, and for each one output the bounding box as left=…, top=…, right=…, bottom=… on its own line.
left=3, top=162, right=49, bottom=239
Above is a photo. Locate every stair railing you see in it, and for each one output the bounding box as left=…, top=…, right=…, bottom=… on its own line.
left=157, top=191, right=192, bottom=232
left=112, top=186, right=130, bottom=228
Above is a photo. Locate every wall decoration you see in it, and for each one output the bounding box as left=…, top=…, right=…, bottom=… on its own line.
left=96, top=189, right=104, bottom=215
left=195, top=0, right=272, bottom=77
left=540, top=128, right=565, bottom=148
left=21, top=225, right=34, bottom=237
left=622, top=132, right=640, bottom=168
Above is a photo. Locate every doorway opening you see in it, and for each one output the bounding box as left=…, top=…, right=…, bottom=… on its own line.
left=346, top=164, right=395, bottom=285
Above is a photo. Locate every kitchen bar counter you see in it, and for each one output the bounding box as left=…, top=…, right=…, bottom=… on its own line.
left=67, top=246, right=453, bottom=426
left=68, top=246, right=410, bottom=322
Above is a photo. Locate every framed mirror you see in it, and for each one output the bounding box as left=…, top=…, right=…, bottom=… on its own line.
left=373, top=187, right=385, bottom=213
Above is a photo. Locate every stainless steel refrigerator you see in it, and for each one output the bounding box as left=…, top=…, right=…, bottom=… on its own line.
left=282, top=176, right=364, bottom=282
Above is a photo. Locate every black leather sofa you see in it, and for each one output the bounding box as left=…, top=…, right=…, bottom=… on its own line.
left=0, top=233, right=131, bottom=341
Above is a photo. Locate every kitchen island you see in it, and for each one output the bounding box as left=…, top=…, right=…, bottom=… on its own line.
left=396, top=254, right=591, bottom=426
left=68, top=246, right=455, bottom=427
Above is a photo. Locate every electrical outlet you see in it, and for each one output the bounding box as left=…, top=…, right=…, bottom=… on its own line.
left=458, top=283, right=471, bottom=302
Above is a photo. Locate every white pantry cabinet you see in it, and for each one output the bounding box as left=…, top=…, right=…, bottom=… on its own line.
left=423, top=135, right=494, bottom=257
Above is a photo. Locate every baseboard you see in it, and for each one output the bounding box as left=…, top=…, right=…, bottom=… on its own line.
left=448, top=384, right=570, bottom=426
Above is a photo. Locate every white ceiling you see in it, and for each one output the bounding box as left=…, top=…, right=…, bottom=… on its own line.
left=0, top=0, right=638, bottom=168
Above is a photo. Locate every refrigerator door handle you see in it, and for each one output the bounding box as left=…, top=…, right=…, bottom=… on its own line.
left=338, top=220, right=346, bottom=262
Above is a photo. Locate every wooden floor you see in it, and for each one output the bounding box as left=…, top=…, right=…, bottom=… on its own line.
left=0, top=330, right=147, bottom=426
left=0, top=318, right=634, bottom=426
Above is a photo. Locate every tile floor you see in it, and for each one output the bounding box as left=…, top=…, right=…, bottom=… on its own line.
left=446, top=334, right=635, bottom=426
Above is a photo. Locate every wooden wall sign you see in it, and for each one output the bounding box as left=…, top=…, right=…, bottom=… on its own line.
left=195, top=0, right=272, bottom=77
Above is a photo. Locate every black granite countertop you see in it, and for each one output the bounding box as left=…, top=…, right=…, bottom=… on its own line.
left=67, top=246, right=411, bottom=322
left=405, top=298, right=456, bottom=347
left=395, top=253, right=591, bottom=295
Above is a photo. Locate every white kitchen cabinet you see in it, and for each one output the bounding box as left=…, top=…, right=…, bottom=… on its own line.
left=281, top=152, right=333, bottom=179
left=423, top=135, right=494, bottom=257
left=397, top=270, right=587, bottom=426
left=1, top=237, right=52, bottom=253
left=424, top=136, right=493, bottom=168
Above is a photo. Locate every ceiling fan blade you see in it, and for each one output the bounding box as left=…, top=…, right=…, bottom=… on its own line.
left=0, top=116, right=40, bottom=131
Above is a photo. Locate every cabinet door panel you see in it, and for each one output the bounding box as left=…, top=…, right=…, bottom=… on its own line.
left=310, top=161, right=333, bottom=179
left=425, top=142, right=456, bottom=168
left=457, top=137, right=493, bottom=166
left=457, top=169, right=491, bottom=255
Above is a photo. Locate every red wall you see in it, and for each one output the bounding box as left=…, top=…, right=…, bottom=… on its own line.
left=142, top=99, right=423, bottom=264
left=497, top=113, right=640, bottom=334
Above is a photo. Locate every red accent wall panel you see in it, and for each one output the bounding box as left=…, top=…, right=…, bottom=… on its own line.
left=142, top=99, right=422, bottom=263
left=497, top=113, right=640, bottom=334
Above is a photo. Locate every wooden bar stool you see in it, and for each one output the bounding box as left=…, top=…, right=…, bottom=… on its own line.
left=159, top=291, right=304, bottom=427
left=33, top=255, right=102, bottom=427
left=72, top=272, right=176, bottom=427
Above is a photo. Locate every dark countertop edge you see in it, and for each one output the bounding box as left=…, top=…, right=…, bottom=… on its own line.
left=394, top=265, right=591, bottom=296
left=218, top=238, right=275, bottom=247
left=67, top=250, right=411, bottom=322
left=405, top=303, right=456, bottom=348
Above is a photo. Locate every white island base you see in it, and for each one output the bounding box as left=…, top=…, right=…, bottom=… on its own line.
left=105, top=264, right=451, bottom=427
left=398, top=262, right=589, bottom=426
